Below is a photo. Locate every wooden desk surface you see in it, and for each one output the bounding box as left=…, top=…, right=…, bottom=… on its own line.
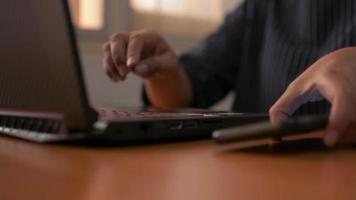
left=0, top=133, right=356, bottom=200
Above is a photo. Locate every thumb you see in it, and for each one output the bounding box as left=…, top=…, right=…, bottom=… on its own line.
left=133, top=53, right=175, bottom=78
left=324, top=96, right=353, bottom=147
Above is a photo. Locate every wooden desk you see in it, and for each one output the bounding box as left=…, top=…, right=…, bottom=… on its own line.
left=0, top=133, right=356, bottom=200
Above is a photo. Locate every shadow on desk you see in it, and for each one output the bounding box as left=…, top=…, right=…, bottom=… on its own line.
left=223, top=137, right=356, bottom=155
left=53, top=135, right=210, bottom=149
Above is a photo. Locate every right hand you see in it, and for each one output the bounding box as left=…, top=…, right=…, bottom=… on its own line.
left=102, top=29, right=179, bottom=81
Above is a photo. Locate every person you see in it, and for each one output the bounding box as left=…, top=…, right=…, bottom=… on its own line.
left=102, top=0, right=356, bottom=147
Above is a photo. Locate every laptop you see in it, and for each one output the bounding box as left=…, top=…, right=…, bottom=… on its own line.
left=0, top=0, right=267, bottom=143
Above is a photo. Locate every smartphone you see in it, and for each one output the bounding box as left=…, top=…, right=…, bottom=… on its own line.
left=213, top=115, right=328, bottom=144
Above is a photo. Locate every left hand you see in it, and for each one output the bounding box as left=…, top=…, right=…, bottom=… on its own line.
left=269, top=47, right=356, bottom=147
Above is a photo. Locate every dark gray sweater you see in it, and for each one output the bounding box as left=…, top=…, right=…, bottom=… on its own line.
left=178, top=0, right=356, bottom=115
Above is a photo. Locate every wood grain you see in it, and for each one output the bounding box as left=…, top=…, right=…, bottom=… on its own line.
left=0, top=133, right=356, bottom=200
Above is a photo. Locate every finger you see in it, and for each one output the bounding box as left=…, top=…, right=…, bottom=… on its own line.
left=103, top=43, right=118, bottom=81
left=117, top=65, right=129, bottom=80
left=314, top=77, right=356, bottom=147
left=324, top=95, right=355, bottom=147
left=110, top=33, right=128, bottom=65
left=335, top=122, right=356, bottom=146
left=110, top=33, right=130, bottom=77
left=108, top=43, right=128, bottom=80
left=103, top=43, right=123, bottom=81
left=269, top=80, right=312, bottom=124
left=127, top=34, right=144, bottom=68
left=103, top=66, right=115, bottom=81
left=133, top=53, right=171, bottom=78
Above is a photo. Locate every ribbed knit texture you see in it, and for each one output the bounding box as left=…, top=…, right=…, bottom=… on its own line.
left=179, top=0, right=356, bottom=115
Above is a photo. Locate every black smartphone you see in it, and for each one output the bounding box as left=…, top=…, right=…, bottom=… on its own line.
left=213, top=115, right=328, bottom=144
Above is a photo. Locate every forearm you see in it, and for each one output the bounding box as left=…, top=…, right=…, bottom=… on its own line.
left=144, top=67, right=193, bottom=108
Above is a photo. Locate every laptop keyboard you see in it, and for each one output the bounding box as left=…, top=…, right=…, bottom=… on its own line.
left=0, top=115, right=62, bottom=133
left=97, top=108, right=215, bottom=120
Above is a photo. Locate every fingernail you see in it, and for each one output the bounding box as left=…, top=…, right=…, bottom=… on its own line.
left=111, top=77, right=118, bottom=82
left=108, top=73, right=116, bottom=82
left=324, top=130, right=338, bottom=147
left=114, top=75, right=121, bottom=82
left=117, top=66, right=127, bottom=77
left=122, top=66, right=129, bottom=75
left=135, top=64, right=149, bottom=75
left=127, top=57, right=135, bottom=67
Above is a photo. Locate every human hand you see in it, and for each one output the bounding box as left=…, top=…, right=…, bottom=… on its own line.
left=269, top=47, right=356, bottom=147
left=102, top=29, right=179, bottom=81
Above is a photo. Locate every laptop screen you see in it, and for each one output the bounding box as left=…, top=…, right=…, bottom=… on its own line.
left=0, top=0, right=96, bottom=130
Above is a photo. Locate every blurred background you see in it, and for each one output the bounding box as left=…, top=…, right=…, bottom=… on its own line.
left=68, top=0, right=243, bottom=110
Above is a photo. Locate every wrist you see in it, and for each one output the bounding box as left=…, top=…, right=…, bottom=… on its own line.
left=145, top=65, right=182, bottom=84
left=144, top=66, right=193, bottom=107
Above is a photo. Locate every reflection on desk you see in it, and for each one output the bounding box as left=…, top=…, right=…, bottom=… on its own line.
left=0, top=132, right=356, bottom=200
